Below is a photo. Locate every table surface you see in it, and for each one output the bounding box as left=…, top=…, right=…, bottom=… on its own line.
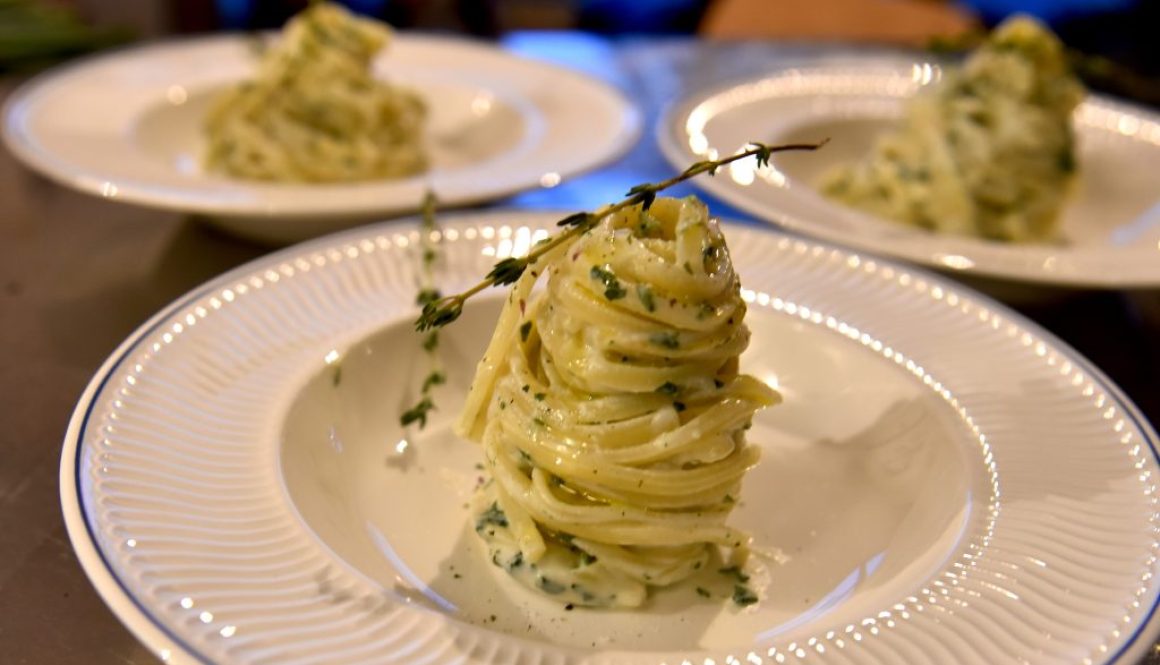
left=1, top=32, right=1158, bottom=665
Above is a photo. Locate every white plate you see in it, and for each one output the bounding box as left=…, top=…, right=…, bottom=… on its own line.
left=2, top=35, right=639, bottom=243
left=658, top=59, right=1160, bottom=289
left=62, top=210, right=1160, bottom=664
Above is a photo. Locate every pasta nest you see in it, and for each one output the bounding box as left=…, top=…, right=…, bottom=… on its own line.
left=458, top=196, right=780, bottom=606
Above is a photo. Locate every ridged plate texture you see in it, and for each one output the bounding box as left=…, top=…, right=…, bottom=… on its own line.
left=62, top=211, right=1160, bottom=664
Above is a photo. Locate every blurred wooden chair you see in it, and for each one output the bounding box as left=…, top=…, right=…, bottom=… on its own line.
left=700, top=0, right=978, bottom=45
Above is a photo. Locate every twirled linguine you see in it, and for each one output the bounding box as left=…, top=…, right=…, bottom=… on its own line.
left=204, top=3, right=426, bottom=182
left=457, top=196, right=780, bottom=607
left=821, top=16, right=1083, bottom=242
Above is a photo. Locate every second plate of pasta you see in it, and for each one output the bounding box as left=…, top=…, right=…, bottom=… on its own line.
left=658, top=58, right=1160, bottom=290
left=2, top=33, right=639, bottom=243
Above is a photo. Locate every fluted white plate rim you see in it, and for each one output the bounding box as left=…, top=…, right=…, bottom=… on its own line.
left=658, top=58, right=1160, bottom=289
left=3, top=33, right=640, bottom=243
left=61, top=210, right=1160, bottom=664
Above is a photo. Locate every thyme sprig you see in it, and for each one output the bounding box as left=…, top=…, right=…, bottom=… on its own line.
left=415, top=140, right=826, bottom=332
left=401, top=191, right=446, bottom=429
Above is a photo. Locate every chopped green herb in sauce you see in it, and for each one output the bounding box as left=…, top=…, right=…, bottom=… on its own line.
left=589, top=266, right=627, bottom=300
left=504, top=551, right=524, bottom=571
left=537, top=576, right=567, bottom=594
left=718, top=566, right=750, bottom=583
left=476, top=502, right=508, bottom=530
left=649, top=331, right=680, bottom=349
left=702, top=244, right=721, bottom=266
left=636, top=284, right=657, bottom=312
left=732, top=585, right=758, bottom=607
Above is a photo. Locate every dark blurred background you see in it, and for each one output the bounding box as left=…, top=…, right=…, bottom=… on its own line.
left=3, top=0, right=1153, bottom=105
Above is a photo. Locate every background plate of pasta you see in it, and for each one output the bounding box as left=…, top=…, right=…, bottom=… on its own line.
left=659, top=29, right=1160, bottom=292
left=61, top=208, right=1160, bottom=664
left=2, top=16, right=639, bottom=244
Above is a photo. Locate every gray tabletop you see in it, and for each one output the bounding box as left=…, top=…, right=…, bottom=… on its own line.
left=1, top=32, right=1158, bottom=664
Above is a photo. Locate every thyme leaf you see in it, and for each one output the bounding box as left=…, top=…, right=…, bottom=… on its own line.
left=416, top=288, right=441, bottom=307
left=400, top=397, right=435, bottom=428
left=557, top=212, right=591, bottom=228
left=486, top=257, right=527, bottom=286
left=422, top=371, right=446, bottom=392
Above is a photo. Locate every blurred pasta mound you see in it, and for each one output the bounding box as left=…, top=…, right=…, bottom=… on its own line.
left=204, top=2, right=427, bottom=183
left=822, top=15, right=1084, bottom=242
